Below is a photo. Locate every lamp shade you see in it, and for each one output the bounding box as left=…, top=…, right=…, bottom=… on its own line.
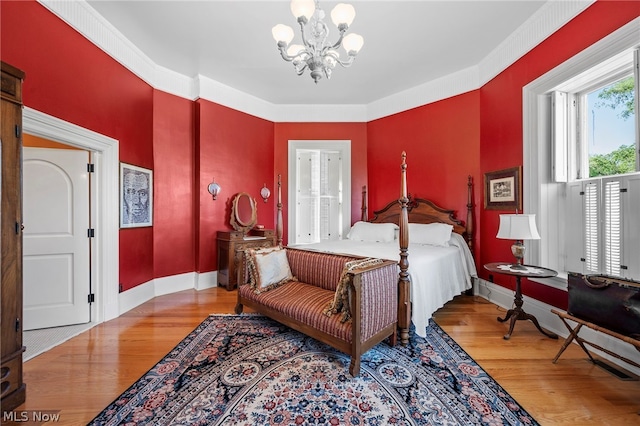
left=290, top=0, right=315, bottom=21
left=272, top=24, right=294, bottom=44
left=342, top=33, right=364, bottom=54
left=331, top=3, right=356, bottom=27
left=496, top=214, right=540, bottom=240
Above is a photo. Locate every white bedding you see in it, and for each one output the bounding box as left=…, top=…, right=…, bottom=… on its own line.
left=290, top=233, right=477, bottom=337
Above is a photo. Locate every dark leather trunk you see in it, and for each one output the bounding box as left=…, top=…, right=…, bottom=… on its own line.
left=568, top=272, right=640, bottom=339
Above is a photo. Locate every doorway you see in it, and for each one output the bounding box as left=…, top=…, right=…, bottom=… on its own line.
left=23, top=145, right=92, bottom=330
left=288, top=140, right=351, bottom=245
left=22, top=108, right=120, bottom=353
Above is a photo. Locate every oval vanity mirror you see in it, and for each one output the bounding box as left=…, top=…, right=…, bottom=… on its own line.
left=231, top=192, right=257, bottom=234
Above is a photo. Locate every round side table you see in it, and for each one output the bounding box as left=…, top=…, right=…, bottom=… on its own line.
left=484, top=262, right=559, bottom=340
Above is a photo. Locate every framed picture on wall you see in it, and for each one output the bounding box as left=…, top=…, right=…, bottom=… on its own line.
left=484, top=166, right=522, bottom=211
left=120, top=163, right=153, bottom=228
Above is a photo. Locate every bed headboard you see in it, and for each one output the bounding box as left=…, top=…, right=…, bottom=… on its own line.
left=276, top=154, right=474, bottom=253
left=370, top=197, right=465, bottom=233
left=367, top=175, right=474, bottom=252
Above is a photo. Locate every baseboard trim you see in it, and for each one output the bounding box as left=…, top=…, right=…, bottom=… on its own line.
left=117, top=271, right=219, bottom=316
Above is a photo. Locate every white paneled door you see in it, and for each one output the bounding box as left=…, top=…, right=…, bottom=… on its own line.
left=23, top=147, right=91, bottom=330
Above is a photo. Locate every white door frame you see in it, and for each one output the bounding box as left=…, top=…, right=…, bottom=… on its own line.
left=23, top=107, right=120, bottom=324
left=288, top=140, right=351, bottom=245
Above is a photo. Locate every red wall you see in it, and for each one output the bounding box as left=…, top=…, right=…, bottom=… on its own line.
left=367, top=91, right=482, bottom=260
left=274, top=122, right=368, bottom=244
left=1, top=1, right=155, bottom=290
left=196, top=100, right=275, bottom=272
left=2, top=0, right=638, bottom=304
left=479, top=1, right=639, bottom=307
left=1, top=1, right=277, bottom=287
left=152, top=91, right=196, bottom=279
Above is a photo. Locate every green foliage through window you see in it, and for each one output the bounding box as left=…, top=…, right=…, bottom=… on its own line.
left=590, top=144, right=636, bottom=177
left=595, top=76, right=635, bottom=120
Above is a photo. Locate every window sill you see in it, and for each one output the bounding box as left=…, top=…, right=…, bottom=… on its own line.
left=529, top=274, right=567, bottom=291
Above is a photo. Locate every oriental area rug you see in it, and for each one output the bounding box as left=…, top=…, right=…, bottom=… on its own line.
left=89, top=314, right=538, bottom=426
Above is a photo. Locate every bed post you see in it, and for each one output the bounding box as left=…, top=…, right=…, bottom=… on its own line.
left=276, top=174, right=283, bottom=247
left=466, top=175, right=474, bottom=254
left=398, top=152, right=411, bottom=346
left=361, top=185, right=367, bottom=221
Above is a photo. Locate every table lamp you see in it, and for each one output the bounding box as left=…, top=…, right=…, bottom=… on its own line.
left=496, top=214, right=540, bottom=270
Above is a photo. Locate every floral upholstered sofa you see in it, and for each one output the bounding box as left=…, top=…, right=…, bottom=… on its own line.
left=235, top=246, right=398, bottom=376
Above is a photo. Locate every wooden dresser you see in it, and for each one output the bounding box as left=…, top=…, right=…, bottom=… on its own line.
left=1, top=61, right=26, bottom=411
left=217, top=229, right=276, bottom=290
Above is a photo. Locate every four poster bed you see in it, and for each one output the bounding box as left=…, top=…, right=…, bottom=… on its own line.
left=274, top=152, right=477, bottom=345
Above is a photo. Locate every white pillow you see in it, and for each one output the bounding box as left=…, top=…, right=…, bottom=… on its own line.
left=409, top=223, right=453, bottom=247
left=347, top=221, right=398, bottom=243
left=247, top=247, right=294, bottom=293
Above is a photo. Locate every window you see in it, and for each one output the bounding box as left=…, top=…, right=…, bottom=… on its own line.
left=586, top=76, right=637, bottom=178
left=552, top=47, right=639, bottom=280
left=552, top=49, right=638, bottom=182
left=523, top=21, right=640, bottom=289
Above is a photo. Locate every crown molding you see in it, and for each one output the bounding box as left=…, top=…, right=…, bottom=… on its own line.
left=39, top=0, right=595, bottom=123
left=196, top=74, right=275, bottom=120
left=365, top=66, right=480, bottom=121
left=478, top=0, right=594, bottom=85
left=39, top=1, right=157, bottom=85
left=273, top=103, right=369, bottom=123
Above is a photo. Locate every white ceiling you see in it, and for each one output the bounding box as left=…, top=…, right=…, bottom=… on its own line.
left=84, top=0, right=551, bottom=106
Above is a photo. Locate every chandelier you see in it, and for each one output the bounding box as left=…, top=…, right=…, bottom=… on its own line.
left=271, top=0, right=364, bottom=83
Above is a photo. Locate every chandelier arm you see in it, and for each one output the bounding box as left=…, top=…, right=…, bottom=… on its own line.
left=327, top=29, right=347, bottom=51
left=276, top=43, right=296, bottom=62
left=297, top=20, right=317, bottom=56
left=277, top=44, right=314, bottom=65
left=295, top=64, right=308, bottom=76
left=295, top=59, right=310, bottom=73
left=277, top=43, right=314, bottom=66
left=335, top=55, right=357, bottom=68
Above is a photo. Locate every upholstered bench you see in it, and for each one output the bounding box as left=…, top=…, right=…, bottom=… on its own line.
left=235, top=247, right=398, bottom=376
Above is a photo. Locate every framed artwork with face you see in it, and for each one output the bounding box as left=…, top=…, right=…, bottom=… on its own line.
left=120, top=163, right=153, bottom=228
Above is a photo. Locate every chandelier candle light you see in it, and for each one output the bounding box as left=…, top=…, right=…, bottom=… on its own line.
left=272, top=0, right=364, bottom=83
left=496, top=214, right=541, bottom=270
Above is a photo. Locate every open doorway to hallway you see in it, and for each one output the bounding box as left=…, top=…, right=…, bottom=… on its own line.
left=22, top=107, right=120, bottom=359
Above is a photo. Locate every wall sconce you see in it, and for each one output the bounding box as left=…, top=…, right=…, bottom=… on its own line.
left=260, top=183, right=271, bottom=203
left=207, top=178, right=221, bottom=200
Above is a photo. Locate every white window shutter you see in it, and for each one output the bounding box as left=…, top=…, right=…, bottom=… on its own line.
left=296, top=151, right=318, bottom=244
left=622, top=174, right=640, bottom=279
left=602, top=178, right=622, bottom=276
left=565, top=181, right=585, bottom=273
left=551, top=91, right=569, bottom=182
left=319, top=151, right=342, bottom=241
left=583, top=181, right=600, bottom=274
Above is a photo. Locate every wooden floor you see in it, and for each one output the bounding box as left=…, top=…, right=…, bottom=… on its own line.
left=13, top=288, right=640, bottom=425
